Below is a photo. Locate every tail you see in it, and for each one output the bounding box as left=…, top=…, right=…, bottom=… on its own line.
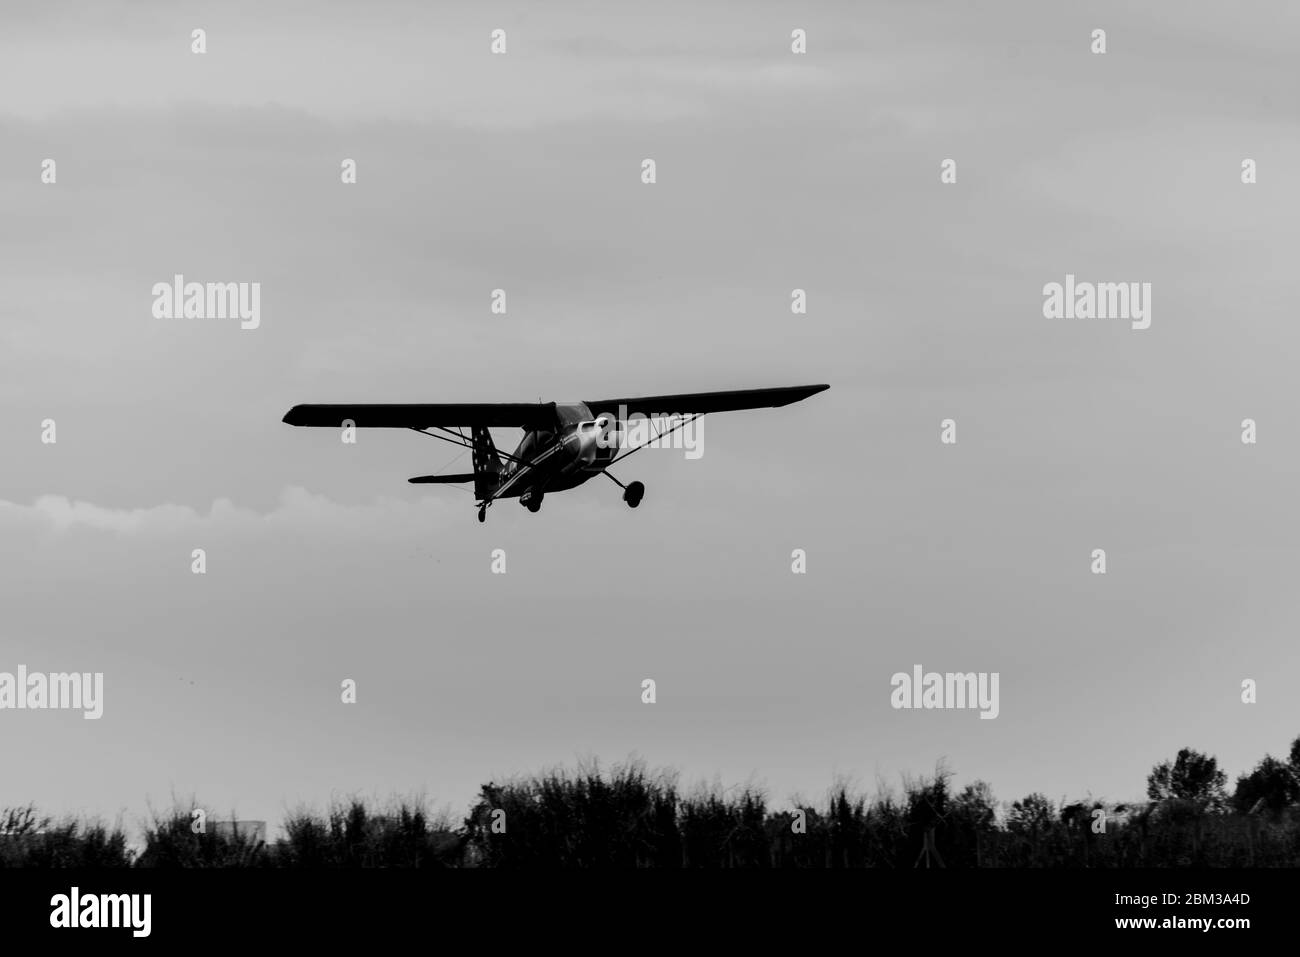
left=471, top=426, right=503, bottom=500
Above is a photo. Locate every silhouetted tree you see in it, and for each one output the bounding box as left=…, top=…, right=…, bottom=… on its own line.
left=946, top=781, right=996, bottom=866
left=1146, top=748, right=1228, bottom=810
left=1008, top=793, right=1055, bottom=833
left=1233, top=756, right=1299, bottom=814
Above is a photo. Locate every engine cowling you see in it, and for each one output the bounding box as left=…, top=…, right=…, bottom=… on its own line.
left=562, top=415, right=620, bottom=472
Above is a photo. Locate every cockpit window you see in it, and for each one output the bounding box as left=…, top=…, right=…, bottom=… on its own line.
left=553, top=402, right=592, bottom=427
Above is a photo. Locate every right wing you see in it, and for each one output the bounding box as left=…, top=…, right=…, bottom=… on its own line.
left=582, top=384, right=828, bottom=419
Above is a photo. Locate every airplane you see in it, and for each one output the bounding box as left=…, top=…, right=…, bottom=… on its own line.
left=281, top=384, right=829, bottom=522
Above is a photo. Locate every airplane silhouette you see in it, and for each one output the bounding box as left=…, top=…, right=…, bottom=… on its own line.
left=283, top=384, right=829, bottom=522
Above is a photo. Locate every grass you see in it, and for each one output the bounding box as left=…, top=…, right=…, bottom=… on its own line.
left=5, top=758, right=1300, bottom=867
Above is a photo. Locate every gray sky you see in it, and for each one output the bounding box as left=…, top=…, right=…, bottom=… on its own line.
left=2, top=0, right=1298, bottom=832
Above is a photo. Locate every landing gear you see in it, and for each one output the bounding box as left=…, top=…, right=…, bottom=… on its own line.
left=601, top=470, right=643, bottom=509
left=478, top=506, right=486, bottom=523
left=622, top=481, right=645, bottom=508
left=526, top=494, right=543, bottom=513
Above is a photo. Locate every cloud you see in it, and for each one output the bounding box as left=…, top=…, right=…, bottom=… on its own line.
left=0, top=486, right=458, bottom=536
left=29, top=495, right=205, bottom=533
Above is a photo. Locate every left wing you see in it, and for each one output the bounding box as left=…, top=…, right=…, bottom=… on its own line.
left=282, top=402, right=554, bottom=430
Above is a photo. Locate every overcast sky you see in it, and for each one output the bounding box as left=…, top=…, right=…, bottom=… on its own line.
left=2, top=0, right=1299, bottom=834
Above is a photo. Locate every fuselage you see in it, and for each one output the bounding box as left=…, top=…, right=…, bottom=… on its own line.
left=493, top=402, right=618, bottom=500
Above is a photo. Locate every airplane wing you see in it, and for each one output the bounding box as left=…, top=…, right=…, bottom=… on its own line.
left=282, top=402, right=555, bottom=429
left=283, top=386, right=829, bottom=429
left=583, top=384, right=829, bottom=419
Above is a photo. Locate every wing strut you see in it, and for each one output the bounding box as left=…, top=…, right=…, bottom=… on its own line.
left=605, top=413, right=704, bottom=469
left=408, top=426, right=533, bottom=470
left=408, top=426, right=564, bottom=522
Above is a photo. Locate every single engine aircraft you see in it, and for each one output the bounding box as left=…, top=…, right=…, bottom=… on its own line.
left=281, top=384, right=829, bottom=522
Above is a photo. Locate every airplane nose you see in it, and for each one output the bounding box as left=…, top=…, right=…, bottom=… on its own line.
left=567, top=425, right=603, bottom=466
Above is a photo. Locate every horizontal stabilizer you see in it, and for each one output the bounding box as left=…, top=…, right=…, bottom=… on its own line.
left=407, top=473, right=477, bottom=484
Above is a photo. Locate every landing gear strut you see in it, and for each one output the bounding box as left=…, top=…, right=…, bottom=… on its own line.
left=622, top=481, right=645, bottom=508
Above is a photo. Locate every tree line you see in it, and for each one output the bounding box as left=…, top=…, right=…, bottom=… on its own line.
left=4, top=740, right=1299, bottom=867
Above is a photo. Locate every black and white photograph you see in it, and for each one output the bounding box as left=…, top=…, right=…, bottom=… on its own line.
left=1, top=0, right=1295, bottom=942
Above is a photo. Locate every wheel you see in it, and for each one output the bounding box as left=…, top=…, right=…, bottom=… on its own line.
left=623, top=481, right=645, bottom=508
left=477, top=507, right=486, bottom=523
left=527, top=500, right=542, bottom=513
